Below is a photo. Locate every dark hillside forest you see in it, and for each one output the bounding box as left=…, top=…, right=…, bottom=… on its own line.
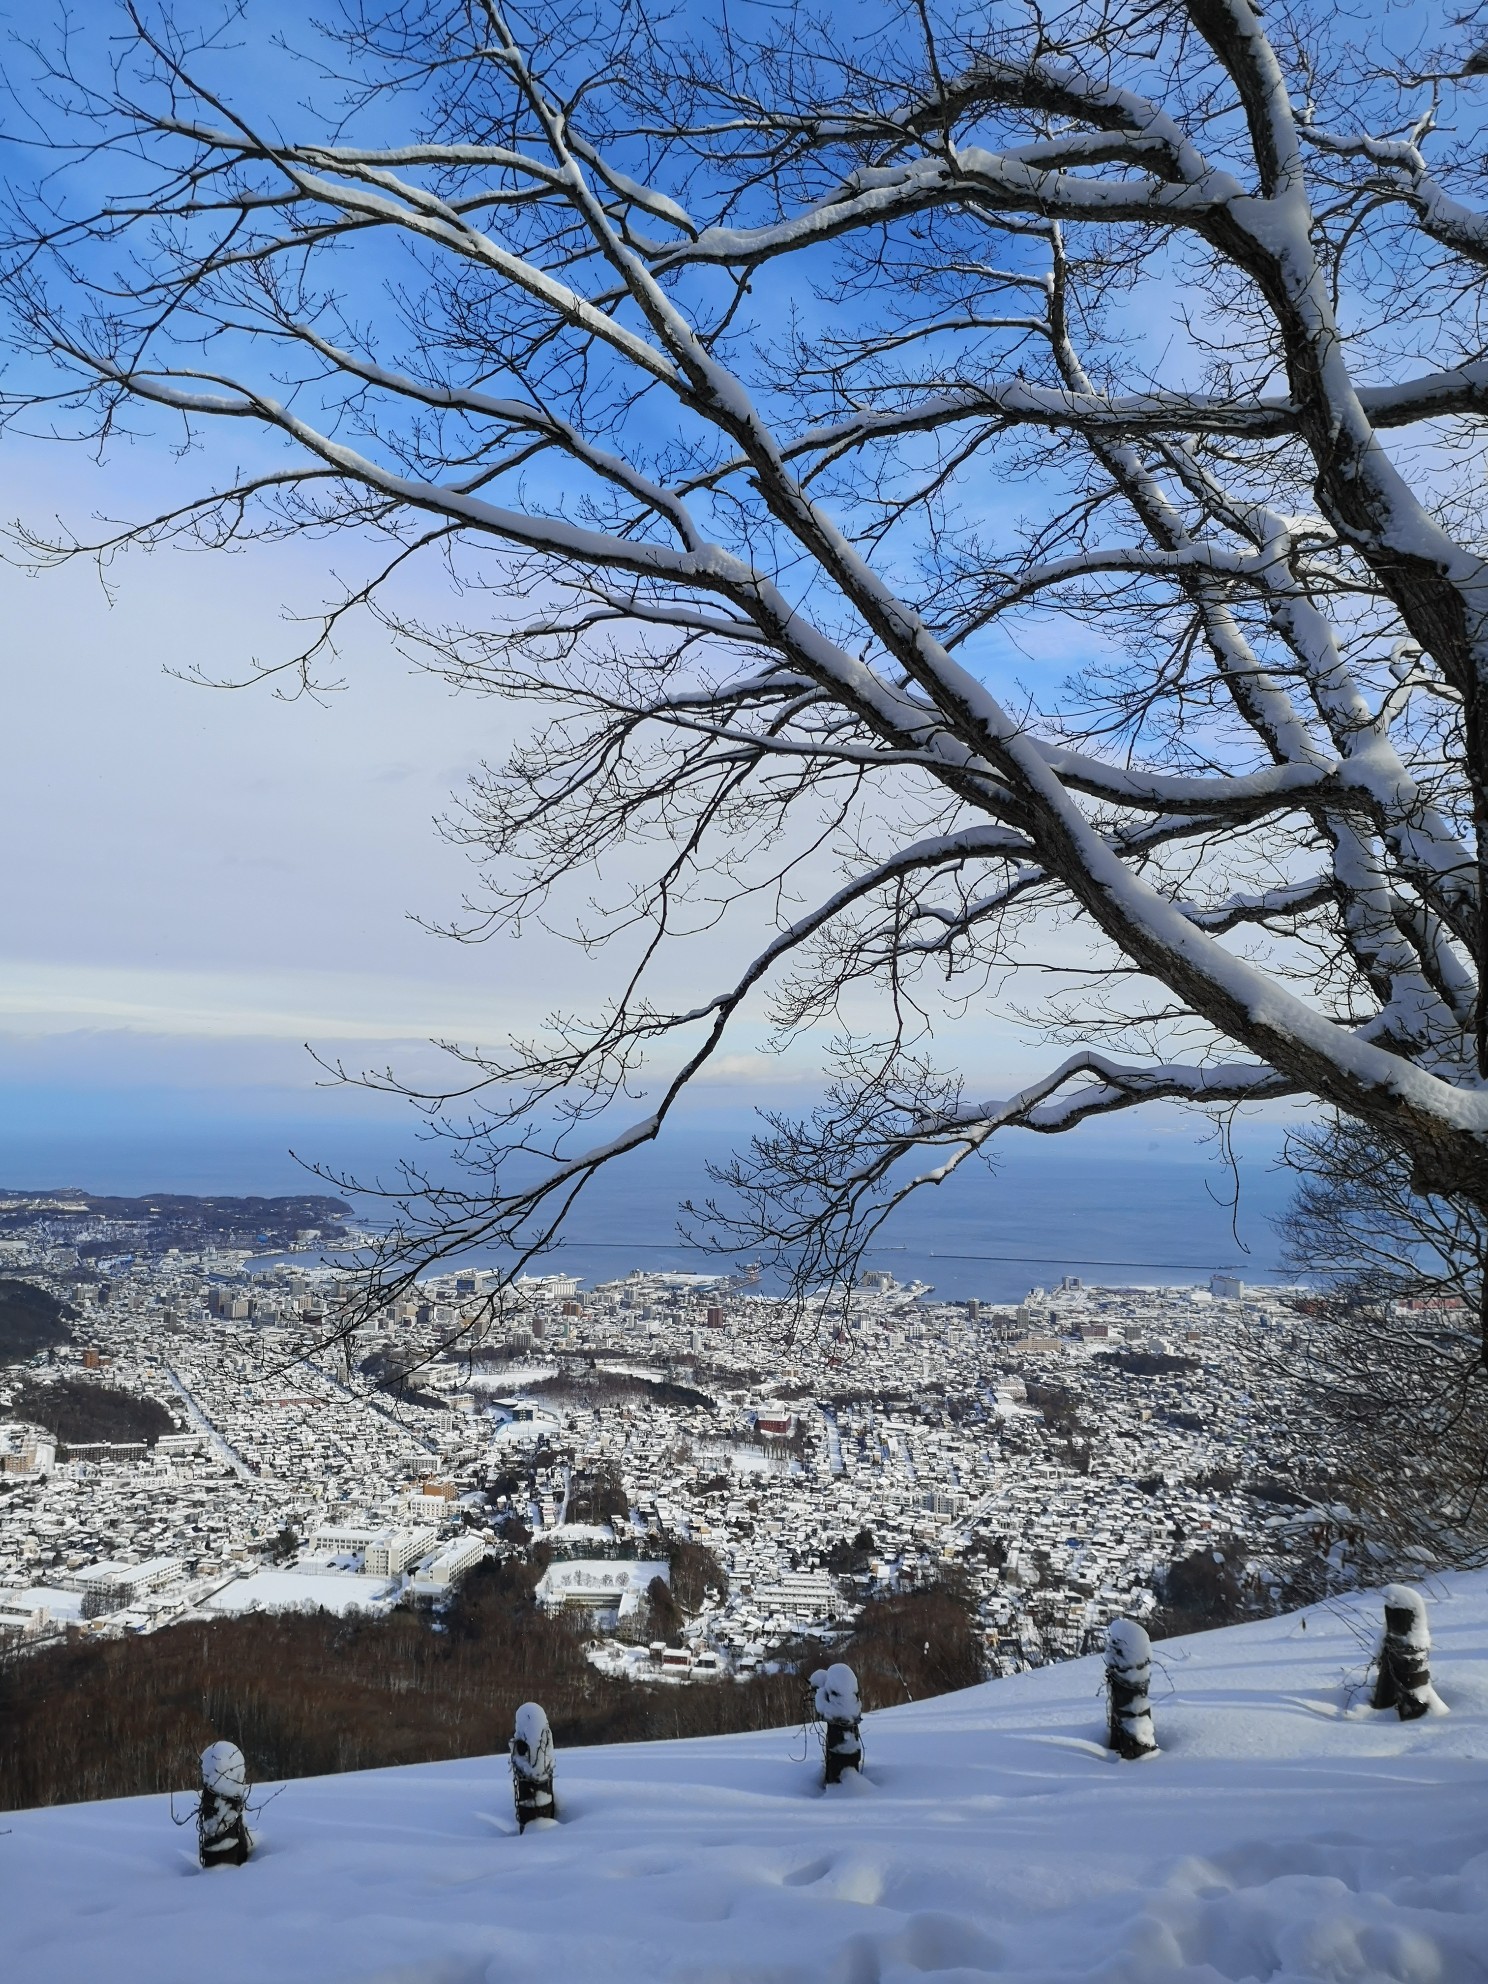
left=0, top=1568, right=983, bottom=1809
left=9, top=1377, right=178, bottom=1449
left=0, top=1280, right=73, bottom=1360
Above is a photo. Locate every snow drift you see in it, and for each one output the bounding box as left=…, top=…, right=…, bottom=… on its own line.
left=12, top=1573, right=1488, bottom=1982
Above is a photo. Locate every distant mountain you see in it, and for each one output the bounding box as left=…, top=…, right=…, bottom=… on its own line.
left=0, top=1191, right=353, bottom=1257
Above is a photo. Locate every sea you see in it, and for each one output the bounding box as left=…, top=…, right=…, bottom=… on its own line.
left=0, top=1107, right=1304, bottom=1302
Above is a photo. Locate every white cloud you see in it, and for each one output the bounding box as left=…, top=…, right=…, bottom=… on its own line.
left=0, top=957, right=533, bottom=1042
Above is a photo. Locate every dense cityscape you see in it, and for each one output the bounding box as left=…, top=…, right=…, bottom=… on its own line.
left=0, top=1189, right=1349, bottom=1676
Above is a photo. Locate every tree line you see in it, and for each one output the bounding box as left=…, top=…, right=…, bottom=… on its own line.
left=0, top=1564, right=983, bottom=1810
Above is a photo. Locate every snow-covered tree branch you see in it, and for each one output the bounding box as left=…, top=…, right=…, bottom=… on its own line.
left=9, top=0, right=1488, bottom=1324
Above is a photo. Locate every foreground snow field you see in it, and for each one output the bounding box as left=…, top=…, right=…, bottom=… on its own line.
left=11, top=1577, right=1488, bottom=1984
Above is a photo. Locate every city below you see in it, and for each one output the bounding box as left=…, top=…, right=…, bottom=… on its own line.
left=0, top=1188, right=1355, bottom=1674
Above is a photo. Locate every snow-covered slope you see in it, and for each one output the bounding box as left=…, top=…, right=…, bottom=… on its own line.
left=12, top=1576, right=1488, bottom=1983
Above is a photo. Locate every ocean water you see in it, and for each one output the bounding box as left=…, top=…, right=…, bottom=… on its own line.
left=0, top=1107, right=1300, bottom=1300
left=416, top=1126, right=1297, bottom=1300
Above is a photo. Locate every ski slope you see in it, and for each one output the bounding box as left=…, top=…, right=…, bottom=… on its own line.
left=11, top=1574, right=1488, bottom=1983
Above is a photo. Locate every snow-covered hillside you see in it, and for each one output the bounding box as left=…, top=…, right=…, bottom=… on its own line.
left=12, top=1576, right=1488, bottom=1983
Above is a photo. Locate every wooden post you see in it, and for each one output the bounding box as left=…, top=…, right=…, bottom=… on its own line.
left=1372, top=1585, right=1440, bottom=1719
left=197, top=1740, right=251, bottom=1867
left=1105, top=1619, right=1157, bottom=1759
left=811, top=1663, right=863, bottom=1785
left=510, top=1701, right=557, bottom=1830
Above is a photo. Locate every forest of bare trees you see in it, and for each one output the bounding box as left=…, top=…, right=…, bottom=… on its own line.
left=0, top=1561, right=982, bottom=1809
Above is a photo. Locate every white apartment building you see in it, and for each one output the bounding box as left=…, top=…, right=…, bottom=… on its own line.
left=1, top=1424, right=57, bottom=1478
left=309, top=1523, right=385, bottom=1559
left=363, top=1526, right=440, bottom=1577
left=71, top=1555, right=184, bottom=1609
left=422, top=1534, right=486, bottom=1585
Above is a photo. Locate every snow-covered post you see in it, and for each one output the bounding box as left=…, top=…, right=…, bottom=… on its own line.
left=811, top=1663, right=863, bottom=1785
left=1372, top=1585, right=1440, bottom=1720
left=510, top=1701, right=557, bottom=1830
left=1104, top=1620, right=1157, bottom=1759
left=197, top=1740, right=251, bottom=1868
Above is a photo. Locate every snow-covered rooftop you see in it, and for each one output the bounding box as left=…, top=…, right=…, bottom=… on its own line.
left=203, top=1567, right=399, bottom=1617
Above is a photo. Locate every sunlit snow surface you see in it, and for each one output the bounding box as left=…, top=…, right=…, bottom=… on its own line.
left=13, top=1576, right=1488, bottom=1982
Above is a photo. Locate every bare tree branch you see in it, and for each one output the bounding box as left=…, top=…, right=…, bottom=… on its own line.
left=6, top=0, right=1488, bottom=1313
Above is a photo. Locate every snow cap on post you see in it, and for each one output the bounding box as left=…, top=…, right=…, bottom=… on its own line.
left=1381, top=1585, right=1430, bottom=1649
left=811, top=1663, right=862, bottom=1724
left=511, top=1701, right=554, bottom=1776
left=201, top=1740, right=247, bottom=1799
left=1104, top=1618, right=1158, bottom=1760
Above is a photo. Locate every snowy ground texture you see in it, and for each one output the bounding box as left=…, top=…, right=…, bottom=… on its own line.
left=13, top=1575, right=1488, bottom=1984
